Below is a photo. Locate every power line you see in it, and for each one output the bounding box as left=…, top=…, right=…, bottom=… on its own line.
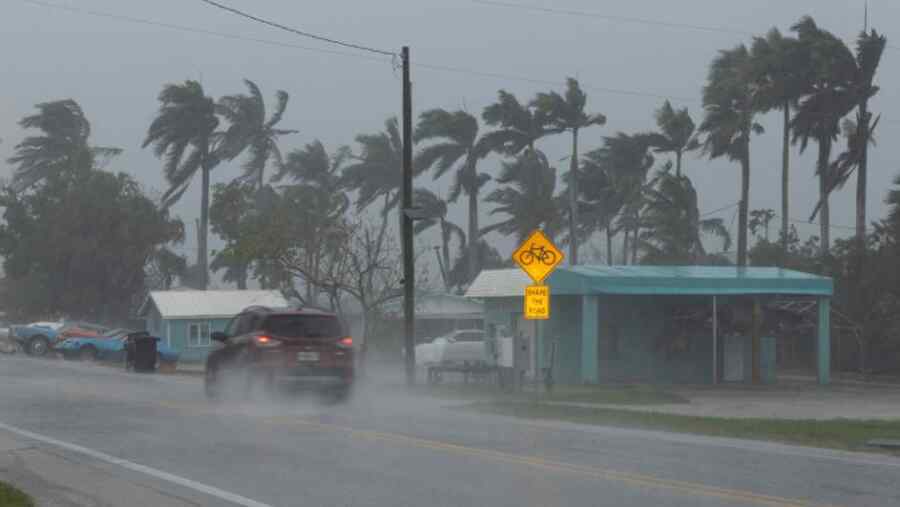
left=469, top=0, right=753, bottom=37
left=194, top=0, right=396, bottom=56
left=700, top=201, right=740, bottom=218
left=20, top=0, right=392, bottom=64
left=21, top=0, right=693, bottom=103
left=773, top=213, right=861, bottom=231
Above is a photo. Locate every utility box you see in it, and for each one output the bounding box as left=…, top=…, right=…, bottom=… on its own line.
left=724, top=335, right=776, bottom=384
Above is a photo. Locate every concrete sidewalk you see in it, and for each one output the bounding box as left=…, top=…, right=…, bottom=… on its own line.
left=0, top=429, right=232, bottom=507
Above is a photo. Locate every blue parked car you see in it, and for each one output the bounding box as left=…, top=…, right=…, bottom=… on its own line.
left=56, top=329, right=180, bottom=368
left=11, top=321, right=66, bottom=356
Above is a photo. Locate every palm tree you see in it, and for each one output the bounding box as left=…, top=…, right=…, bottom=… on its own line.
left=829, top=29, right=887, bottom=254
left=791, top=17, right=858, bottom=256
left=217, top=79, right=298, bottom=190
left=8, top=99, right=121, bottom=192
left=414, top=109, right=490, bottom=280
left=641, top=171, right=731, bottom=264
left=412, top=188, right=466, bottom=292
left=274, top=140, right=351, bottom=214
left=599, top=133, right=655, bottom=264
left=482, top=150, right=562, bottom=243
left=342, top=117, right=404, bottom=216
left=481, top=90, right=556, bottom=155
left=535, top=78, right=607, bottom=265
left=645, top=100, right=700, bottom=178
left=579, top=150, right=623, bottom=265
left=143, top=80, right=220, bottom=289
left=750, top=28, right=810, bottom=261
left=698, top=44, right=764, bottom=267
left=446, top=240, right=506, bottom=291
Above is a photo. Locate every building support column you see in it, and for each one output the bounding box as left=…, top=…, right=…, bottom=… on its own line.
left=712, top=295, right=718, bottom=385
left=581, top=295, right=599, bottom=384
left=817, top=297, right=831, bottom=385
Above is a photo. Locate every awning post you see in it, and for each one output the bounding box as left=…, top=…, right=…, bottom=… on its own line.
left=712, top=295, right=718, bottom=385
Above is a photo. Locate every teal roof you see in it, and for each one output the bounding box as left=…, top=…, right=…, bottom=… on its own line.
left=546, top=265, right=832, bottom=297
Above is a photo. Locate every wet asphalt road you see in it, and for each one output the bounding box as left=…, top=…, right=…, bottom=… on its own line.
left=1, top=355, right=899, bottom=507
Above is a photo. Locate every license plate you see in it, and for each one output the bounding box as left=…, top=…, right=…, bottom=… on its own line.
left=296, top=351, right=320, bottom=362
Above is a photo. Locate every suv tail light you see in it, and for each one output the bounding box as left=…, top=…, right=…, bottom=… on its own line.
left=254, top=335, right=282, bottom=348
left=336, top=336, right=353, bottom=349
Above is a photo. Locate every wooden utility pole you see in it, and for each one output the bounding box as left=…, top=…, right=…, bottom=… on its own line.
left=401, top=46, right=416, bottom=386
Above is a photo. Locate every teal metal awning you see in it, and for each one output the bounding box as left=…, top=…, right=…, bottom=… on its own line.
left=546, top=265, right=833, bottom=297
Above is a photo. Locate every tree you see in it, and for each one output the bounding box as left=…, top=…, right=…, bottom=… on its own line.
left=342, top=117, right=404, bottom=216
left=699, top=44, right=764, bottom=267
left=208, top=182, right=256, bottom=290
left=217, top=79, right=298, bottom=190
left=645, top=100, right=700, bottom=178
left=751, top=28, right=810, bottom=260
left=482, top=150, right=562, bottom=244
left=640, top=171, right=731, bottom=265
left=535, top=78, right=607, bottom=265
left=8, top=99, right=121, bottom=192
left=481, top=90, right=556, bottom=155
left=143, top=80, right=221, bottom=289
left=827, top=29, right=887, bottom=259
left=579, top=149, right=623, bottom=265
left=0, top=171, right=183, bottom=321
left=595, top=133, right=656, bottom=264
left=146, top=247, right=188, bottom=291
left=446, top=239, right=507, bottom=291
left=791, top=17, right=858, bottom=256
left=414, top=109, right=490, bottom=280
left=749, top=208, right=776, bottom=242
left=412, top=188, right=465, bottom=291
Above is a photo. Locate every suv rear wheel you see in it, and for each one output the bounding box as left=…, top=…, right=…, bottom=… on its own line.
left=204, top=365, right=222, bottom=400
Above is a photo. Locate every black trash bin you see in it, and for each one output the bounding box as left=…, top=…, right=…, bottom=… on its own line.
left=126, top=332, right=157, bottom=373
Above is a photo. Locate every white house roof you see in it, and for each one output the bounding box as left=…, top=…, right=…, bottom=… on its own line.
left=382, top=293, right=484, bottom=320
left=141, top=290, right=290, bottom=319
left=465, top=269, right=532, bottom=298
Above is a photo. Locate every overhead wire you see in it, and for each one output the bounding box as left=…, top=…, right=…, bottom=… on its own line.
left=194, top=0, right=396, bottom=56
left=19, top=0, right=393, bottom=64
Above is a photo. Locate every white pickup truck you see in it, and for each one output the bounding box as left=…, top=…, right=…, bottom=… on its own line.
left=415, top=329, right=488, bottom=368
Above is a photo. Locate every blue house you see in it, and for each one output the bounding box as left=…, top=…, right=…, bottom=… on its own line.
left=466, top=266, right=834, bottom=385
left=139, top=290, right=289, bottom=362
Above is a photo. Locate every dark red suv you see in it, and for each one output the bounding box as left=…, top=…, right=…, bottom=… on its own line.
left=204, top=306, right=354, bottom=402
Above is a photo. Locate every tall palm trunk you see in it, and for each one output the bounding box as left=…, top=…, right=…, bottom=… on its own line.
left=856, top=106, right=870, bottom=252
left=199, top=157, right=211, bottom=290
left=621, top=230, right=629, bottom=265
left=606, top=226, right=613, bottom=266
left=817, top=137, right=832, bottom=256
left=631, top=226, right=639, bottom=264
left=440, top=221, right=452, bottom=286
left=675, top=151, right=682, bottom=178
left=569, top=128, right=579, bottom=265
left=737, top=144, right=750, bottom=267
left=781, top=104, right=790, bottom=264
left=466, top=163, right=479, bottom=282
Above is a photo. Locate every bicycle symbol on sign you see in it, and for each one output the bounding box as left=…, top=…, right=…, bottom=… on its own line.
left=518, top=243, right=557, bottom=266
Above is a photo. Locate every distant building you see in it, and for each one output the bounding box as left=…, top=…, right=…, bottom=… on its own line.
left=138, top=290, right=289, bottom=362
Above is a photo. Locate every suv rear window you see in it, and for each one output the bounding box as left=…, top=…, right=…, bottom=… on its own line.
left=263, top=314, right=344, bottom=339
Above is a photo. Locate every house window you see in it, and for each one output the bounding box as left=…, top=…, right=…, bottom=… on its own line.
left=188, top=321, right=211, bottom=347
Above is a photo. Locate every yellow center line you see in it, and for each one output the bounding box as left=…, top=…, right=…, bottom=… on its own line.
left=281, top=418, right=838, bottom=507
left=155, top=401, right=837, bottom=507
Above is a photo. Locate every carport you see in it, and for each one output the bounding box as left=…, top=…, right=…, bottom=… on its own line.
left=466, top=266, right=834, bottom=385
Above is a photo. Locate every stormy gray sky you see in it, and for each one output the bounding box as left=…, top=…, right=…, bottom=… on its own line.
left=2, top=0, right=898, bottom=282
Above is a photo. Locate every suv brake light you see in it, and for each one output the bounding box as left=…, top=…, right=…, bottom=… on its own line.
left=337, top=336, right=353, bottom=348
left=254, top=335, right=282, bottom=348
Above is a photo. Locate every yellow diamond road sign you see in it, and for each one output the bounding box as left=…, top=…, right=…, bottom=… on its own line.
left=512, top=229, right=564, bottom=283
left=524, top=284, right=550, bottom=320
